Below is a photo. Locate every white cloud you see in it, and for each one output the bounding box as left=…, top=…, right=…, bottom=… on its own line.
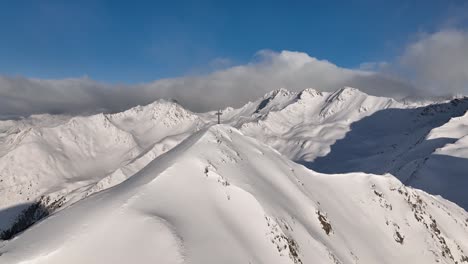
left=359, top=61, right=389, bottom=71
left=2, top=38, right=467, bottom=118
left=399, top=29, right=468, bottom=96
left=140, top=50, right=413, bottom=111
left=0, top=51, right=413, bottom=117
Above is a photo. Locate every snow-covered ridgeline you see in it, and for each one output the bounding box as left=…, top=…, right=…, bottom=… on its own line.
left=1, top=125, right=468, bottom=264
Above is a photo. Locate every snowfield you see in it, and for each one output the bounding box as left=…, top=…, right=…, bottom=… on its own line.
left=0, top=87, right=468, bottom=263
left=1, top=125, right=468, bottom=264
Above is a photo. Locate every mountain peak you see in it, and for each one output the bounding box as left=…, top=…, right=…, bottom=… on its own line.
left=327, top=86, right=365, bottom=101
left=298, top=88, right=323, bottom=100
left=263, top=87, right=294, bottom=99
left=254, top=88, right=297, bottom=113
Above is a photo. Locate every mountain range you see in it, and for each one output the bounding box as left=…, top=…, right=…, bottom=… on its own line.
left=1, top=87, right=468, bottom=263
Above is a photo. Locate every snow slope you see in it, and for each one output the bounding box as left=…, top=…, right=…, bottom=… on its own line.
left=206, top=87, right=468, bottom=211
left=407, top=111, right=468, bottom=209
left=308, top=98, right=468, bottom=209
left=1, top=87, right=468, bottom=263
left=1, top=125, right=468, bottom=264
left=236, top=87, right=405, bottom=161
left=0, top=100, right=203, bottom=232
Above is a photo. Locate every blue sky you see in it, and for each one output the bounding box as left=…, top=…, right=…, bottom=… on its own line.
left=0, top=0, right=466, bottom=83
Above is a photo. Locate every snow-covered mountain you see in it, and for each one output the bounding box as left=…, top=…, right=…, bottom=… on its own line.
left=2, top=125, right=468, bottom=264
left=0, top=101, right=203, bottom=233
left=217, top=87, right=468, bottom=209
left=1, top=87, right=468, bottom=263
left=236, top=87, right=405, bottom=161
left=307, top=97, right=468, bottom=209
left=407, top=110, right=468, bottom=209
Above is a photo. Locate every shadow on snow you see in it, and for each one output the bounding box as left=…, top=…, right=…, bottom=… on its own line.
left=305, top=98, right=468, bottom=209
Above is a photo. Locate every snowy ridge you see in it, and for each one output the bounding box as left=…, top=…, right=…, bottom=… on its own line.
left=407, top=111, right=468, bottom=209
left=238, top=86, right=404, bottom=161
left=1, top=87, right=468, bottom=264
left=108, top=99, right=203, bottom=145
left=0, top=100, right=203, bottom=232
left=1, top=125, right=468, bottom=264
left=308, top=96, right=468, bottom=209
left=0, top=113, right=141, bottom=212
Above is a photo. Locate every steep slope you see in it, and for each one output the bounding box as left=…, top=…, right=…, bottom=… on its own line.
left=0, top=101, right=203, bottom=234
left=406, top=111, right=468, bottom=209
left=1, top=125, right=468, bottom=264
left=198, top=87, right=299, bottom=127
left=308, top=98, right=468, bottom=207
left=108, top=99, right=203, bottom=146
left=1, top=87, right=468, bottom=249
left=0, top=114, right=141, bottom=221
left=237, top=87, right=405, bottom=161
left=222, top=88, right=468, bottom=210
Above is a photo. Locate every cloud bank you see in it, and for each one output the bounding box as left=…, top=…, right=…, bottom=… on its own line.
left=399, top=29, right=468, bottom=96
left=1, top=29, right=467, bottom=117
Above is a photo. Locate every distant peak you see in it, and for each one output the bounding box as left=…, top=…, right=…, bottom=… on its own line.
left=338, top=86, right=362, bottom=94
left=127, top=99, right=191, bottom=115
left=254, top=88, right=298, bottom=114
left=327, top=87, right=366, bottom=103
left=298, top=88, right=323, bottom=99
left=263, top=88, right=293, bottom=99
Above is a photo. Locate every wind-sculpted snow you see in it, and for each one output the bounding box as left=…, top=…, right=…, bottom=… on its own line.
left=0, top=114, right=140, bottom=213
left=1, top=125, right=468, bottom=264
left=1, top=87, right=468, bottom=263
left=0, top=101, right=203, bottom=234
left=221, top=87, right=468, bottom=211
left=238, top=87, right=405, bottom=161
left=308, top=98, right=468, bottom=209
left=406, top=111, right=468, bottom=209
